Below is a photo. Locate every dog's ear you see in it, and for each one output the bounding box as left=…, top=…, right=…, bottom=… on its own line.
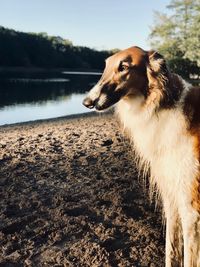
left=145, top=50, right=169, bottom=108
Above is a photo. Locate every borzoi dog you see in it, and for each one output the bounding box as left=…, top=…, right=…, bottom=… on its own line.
left=83, top=46, right=200, bottom=267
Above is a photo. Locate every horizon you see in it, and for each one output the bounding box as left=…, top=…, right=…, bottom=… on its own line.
left=0, top=0, right=170, bottom=51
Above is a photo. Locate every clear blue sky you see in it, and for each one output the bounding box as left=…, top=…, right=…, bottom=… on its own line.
left=0, top=0, right=170, bottom=50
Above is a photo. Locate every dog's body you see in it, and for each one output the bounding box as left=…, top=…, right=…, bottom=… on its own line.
left=116, top=82, right=200, bottom=267
left=83, top=46, right=200, bottom=266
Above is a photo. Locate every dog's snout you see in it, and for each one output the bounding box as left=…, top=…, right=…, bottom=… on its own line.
left=82, top=97, right=95, bottom=109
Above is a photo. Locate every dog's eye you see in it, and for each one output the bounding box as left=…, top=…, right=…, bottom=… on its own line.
left=118, top=63, right=129, bottom=72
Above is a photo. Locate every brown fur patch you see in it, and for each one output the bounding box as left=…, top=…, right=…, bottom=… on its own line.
left=191, top=175, right=200, bottom=213
left=184, top=86, right=200, bottom=129
left=146, top=53, right=184, bottom=110
left=191, top=135, right=200, bottom=213
left=184, top=87, right=200, bottom=213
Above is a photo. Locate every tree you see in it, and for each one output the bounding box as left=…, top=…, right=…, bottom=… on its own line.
left=183, top=2, right=200, bottom=65
left=149, top=0, right=200, bottom=79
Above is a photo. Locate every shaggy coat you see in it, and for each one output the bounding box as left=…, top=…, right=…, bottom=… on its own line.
left=83, top=46, right=200, bottom=267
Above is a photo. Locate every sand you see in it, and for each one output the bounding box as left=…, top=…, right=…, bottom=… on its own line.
left=0, top=113, right=164, bottom=267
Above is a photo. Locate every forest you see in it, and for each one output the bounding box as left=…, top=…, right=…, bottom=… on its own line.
left=0, top=26, right=114, bottom=70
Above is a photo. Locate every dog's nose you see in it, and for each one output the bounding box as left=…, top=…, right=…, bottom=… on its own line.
left=82, top=97, right=95, bottom=109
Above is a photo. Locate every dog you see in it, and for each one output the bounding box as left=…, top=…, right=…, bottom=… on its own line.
left=83, top=46, right=200, bottom=267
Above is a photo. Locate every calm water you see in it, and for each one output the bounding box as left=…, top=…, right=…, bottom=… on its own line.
left=0, top=71, right=101, bottom=126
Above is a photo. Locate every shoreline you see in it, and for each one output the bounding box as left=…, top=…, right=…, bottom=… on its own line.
left=0, top=110, right=114, bottom=130
left=0, top=111, right=99, bottom=129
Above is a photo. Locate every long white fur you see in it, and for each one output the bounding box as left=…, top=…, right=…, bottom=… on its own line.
left=115, top=79, right=200, bottom=267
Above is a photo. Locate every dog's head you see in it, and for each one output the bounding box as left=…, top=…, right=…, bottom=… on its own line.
left=83, top=46, right=169, bottom=111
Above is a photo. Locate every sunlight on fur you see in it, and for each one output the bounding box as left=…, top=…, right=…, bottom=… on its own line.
left=83, top=46, right=200, bottom=267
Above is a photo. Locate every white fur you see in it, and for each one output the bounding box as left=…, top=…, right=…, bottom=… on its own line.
left=87, top=84, right=101, bottom=101
left=116, top=82, right=200, bottom=267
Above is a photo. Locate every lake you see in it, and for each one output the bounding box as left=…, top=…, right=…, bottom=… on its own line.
left=0, top=70, right=102, bottom=126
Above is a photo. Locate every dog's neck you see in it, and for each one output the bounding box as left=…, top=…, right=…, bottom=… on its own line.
left=158, top=73, right=186, bottom=109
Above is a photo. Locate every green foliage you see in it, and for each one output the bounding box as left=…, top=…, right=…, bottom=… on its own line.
left=0, top=26, right=113, bottom=70
left=149, top=0, right=200, bottom=78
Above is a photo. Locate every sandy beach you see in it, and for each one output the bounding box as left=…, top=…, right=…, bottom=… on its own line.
left=0, top=113, right=164, bottom=267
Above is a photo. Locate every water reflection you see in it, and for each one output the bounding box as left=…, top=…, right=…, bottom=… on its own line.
left=0, top=93, right=88, bottom=125
left=0, top=71, right=99, bottom=125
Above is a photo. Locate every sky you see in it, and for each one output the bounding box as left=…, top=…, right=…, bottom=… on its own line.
left=0, top=0, right=170, bottom=50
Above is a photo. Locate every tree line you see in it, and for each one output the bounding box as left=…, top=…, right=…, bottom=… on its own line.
left=0, top=26, right=115, bottom=70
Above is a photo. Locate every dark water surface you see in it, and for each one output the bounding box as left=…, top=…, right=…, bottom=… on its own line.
left=0, top=71, right=101, bottom=125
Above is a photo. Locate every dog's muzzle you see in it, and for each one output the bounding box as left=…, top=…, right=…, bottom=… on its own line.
left=83, top=83, right=124, bottom=111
